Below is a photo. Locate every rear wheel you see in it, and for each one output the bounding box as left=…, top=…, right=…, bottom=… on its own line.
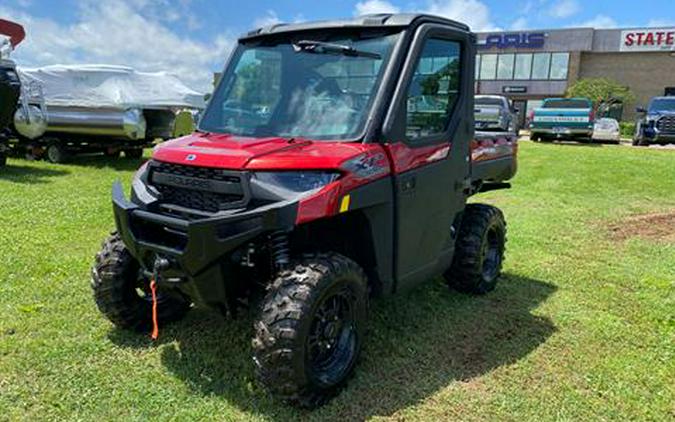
left=445, top=204, right=506, bottom=295
left=91, top=232, right=190, bottom=331
left=253, top=252, right=368, bottom=408
left=46, top=143, right=69, bottom=163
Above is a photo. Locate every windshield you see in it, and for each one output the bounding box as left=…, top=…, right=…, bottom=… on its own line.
left=649, top=98, right=675, bottom=112
left=543, top=99, right=590, bottom=109
left=199, top=32, right=400, bottom=140
left=475, top=97, right=503, bottom=107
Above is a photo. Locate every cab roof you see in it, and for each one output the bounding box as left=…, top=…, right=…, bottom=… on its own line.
left=241, top=13, right=471, bottom=41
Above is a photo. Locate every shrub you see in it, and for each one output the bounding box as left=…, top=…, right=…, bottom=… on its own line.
left=620, top=121, right=636, bottom=138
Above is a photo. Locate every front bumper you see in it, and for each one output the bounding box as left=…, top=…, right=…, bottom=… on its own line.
left=530, top=127, right=593, bottom=137
left=112, top=181, right=298, bottom=306
left=644, top=129, right=675, bottom=143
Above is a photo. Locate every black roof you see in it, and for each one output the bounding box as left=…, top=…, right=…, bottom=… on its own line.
left=241, top=13, right=471, bottom=41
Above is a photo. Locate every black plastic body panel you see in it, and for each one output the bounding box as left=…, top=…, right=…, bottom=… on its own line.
left=112, top=182, right=297, bottom=307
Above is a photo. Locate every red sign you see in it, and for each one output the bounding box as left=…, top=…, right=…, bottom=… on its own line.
left=621, top=29, right=675, bottom=51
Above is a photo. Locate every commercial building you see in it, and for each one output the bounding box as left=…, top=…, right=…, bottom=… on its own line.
left=475, top=27, right=675, bottom=126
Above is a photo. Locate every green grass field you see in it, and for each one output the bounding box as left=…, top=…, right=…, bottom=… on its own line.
left=0, top=142, right=673, bottom=421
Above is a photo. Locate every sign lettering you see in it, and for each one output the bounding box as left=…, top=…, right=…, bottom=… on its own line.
left=478, top=32, right=546, bottom=50
left=621, top=29, right=675, bottom=51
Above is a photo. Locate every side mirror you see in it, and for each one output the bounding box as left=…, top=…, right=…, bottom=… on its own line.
left=636, top=107, right=647, bottom=113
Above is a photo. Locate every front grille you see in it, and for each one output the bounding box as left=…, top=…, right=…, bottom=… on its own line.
left=149, top=161, right=248, bottom=213
left=656, top=116, right=675, bottom=134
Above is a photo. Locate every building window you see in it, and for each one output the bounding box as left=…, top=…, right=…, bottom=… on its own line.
left=549, top=53, right=569, bottom=80
left=513, top=54, right=532, bottom=80
left=479, top=54, right=497, bottom=80
left=476, top=55, right=481, bottom=80
left=531, top=53, right=551, bottom=80
left=497, top=54, right=515, bottom=80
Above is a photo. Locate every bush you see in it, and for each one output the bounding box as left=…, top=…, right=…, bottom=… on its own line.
left=620, top=121, right=636, bottom=138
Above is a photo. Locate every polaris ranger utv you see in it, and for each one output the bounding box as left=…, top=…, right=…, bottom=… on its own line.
left=92, top=14, right=517, bottom=407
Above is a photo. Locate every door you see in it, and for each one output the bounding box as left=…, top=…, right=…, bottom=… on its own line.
left=381, top=24, right=474, bottom=291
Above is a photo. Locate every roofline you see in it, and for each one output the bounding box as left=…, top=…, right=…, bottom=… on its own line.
left=240, top=13, right=471, bottom=42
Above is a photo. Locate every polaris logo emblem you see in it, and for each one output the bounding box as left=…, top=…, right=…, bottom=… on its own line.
left=186, top=154, right=197, bottom=161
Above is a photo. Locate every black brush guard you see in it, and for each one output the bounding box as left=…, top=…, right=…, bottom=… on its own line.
left=112, top=182, right=298, bottom=307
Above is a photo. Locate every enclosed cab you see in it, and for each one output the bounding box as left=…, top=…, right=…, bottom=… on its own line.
left=634, top=96, right=675, bottom=146
left=91, top=13, right=517, bottom=407
left=530, top=97, right=594, bottom=141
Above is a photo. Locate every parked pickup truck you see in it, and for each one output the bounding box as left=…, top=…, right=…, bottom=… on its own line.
left=633, top=96, right=675, bottom=146
left=530, top=97, right=594, bottom=141
left=474, top=95, right=517, bottom=132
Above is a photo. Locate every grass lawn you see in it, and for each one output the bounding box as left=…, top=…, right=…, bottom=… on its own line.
left=0, top=142, right=673, bottom=421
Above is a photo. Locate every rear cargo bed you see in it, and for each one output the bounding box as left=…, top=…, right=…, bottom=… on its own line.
left=470, top=131, right=518, bottom=186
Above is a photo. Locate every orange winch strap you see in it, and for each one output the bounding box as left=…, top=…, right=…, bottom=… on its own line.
left=150, top=278, right=159, bottom=340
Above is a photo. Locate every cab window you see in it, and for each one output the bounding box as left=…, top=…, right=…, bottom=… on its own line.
left=405, top=38, right=462, bottom=140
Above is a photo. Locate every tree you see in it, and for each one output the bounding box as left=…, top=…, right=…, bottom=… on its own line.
left=565, top=78, right=635, bottom=116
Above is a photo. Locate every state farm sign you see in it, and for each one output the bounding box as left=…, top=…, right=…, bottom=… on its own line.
left=620, top=29, right=675, bottom=52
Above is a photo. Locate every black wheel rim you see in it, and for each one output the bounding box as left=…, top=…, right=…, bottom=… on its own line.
left=306, top=287, right=357, bottom=386
left=481, top=227, right=501, bottom=281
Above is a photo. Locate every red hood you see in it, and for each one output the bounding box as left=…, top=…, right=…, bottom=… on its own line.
left=152, top=132, right=378, bottom=170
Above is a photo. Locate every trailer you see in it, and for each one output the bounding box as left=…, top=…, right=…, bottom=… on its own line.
left=11, top=64, right=205, bottom=162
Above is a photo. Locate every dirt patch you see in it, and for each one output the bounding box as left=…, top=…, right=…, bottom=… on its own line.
left=608, top=211, right=675, bottom=242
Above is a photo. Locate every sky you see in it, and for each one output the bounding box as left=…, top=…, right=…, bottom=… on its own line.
left=2, top=0, right=674, bottom=92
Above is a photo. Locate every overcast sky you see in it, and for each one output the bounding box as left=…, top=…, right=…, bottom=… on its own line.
left=2, top=0, right=674, bottom=92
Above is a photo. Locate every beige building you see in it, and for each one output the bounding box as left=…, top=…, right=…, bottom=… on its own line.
left=475, top=27, right=675, bottom=126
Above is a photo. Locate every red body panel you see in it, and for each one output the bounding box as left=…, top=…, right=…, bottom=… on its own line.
left=153, top=133, right=385, bottom=171
left=151, top=131, right=516, bottom=225
left=471, top=133, right=518, bottom=162
left=152, top=133, right=391, bottom=225
left=382, top=142, right=450, bottom=174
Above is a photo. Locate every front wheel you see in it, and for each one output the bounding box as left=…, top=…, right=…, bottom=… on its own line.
left=91, top=232, right=190, bottom=331
left=253, top=252, right=368, bottom=408
left=445, top=204, right=506, bottom=294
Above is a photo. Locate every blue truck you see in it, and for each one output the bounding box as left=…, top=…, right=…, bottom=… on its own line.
left=529, top=97, right=594, bottom=142
left=633, top=96, right=675, bottom=146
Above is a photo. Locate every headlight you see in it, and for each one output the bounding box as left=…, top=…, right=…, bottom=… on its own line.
left=250, top=172, right=340, bottom=202
left=252, top=172, right=340, bottom=194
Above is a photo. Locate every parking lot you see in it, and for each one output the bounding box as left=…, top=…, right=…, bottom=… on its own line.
left=1, top=140, right=673, bottom=420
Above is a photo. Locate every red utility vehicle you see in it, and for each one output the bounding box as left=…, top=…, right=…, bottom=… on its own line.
left=92, top=14, right=517, bottom=407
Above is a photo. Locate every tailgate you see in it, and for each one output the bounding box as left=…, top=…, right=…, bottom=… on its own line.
left=532, top=108, right=591, bottom=129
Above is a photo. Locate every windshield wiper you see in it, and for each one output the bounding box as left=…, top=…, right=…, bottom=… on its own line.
left=293, top=40, right=381, bottom=59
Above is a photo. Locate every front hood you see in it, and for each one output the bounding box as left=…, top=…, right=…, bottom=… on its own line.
left=152, top=132, right=376, bottom=170
left=648, top=111, right=675, bottom=119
